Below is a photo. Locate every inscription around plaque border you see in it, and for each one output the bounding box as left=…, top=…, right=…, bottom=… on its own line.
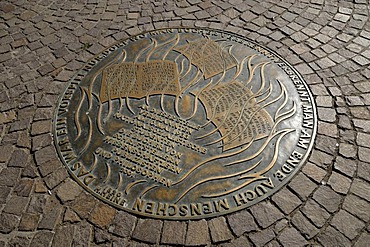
left=53, top=28, right=317, bottom=220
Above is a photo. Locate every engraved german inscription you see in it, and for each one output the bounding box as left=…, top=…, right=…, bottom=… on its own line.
left=53, top=28, right=317, bottom=220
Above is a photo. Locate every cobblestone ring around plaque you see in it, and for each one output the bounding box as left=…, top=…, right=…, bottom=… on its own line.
left=53, top=28, right=317, bottom=220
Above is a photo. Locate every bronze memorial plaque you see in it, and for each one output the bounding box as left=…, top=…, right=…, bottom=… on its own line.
left=53, top=28, right=317, bottom=220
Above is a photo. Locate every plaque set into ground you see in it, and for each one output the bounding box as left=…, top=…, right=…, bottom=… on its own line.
left=53, top=28, right=317, bottom=220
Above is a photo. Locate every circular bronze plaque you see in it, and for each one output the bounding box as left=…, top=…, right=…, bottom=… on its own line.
left=53, top=28, right=317, bottom=220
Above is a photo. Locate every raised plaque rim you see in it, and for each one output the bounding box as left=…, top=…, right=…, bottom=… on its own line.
left=52, top=27, right=318, bottom=220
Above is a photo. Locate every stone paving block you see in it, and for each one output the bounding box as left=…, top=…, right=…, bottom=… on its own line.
left=313, top=135, right=337, bottom=155
left=73, top=221, right=93, bottom=246
left=302, top=162, right=326, bottom=183
left=277, top=227, right=308, bottom=247
left=32, top=133, right=53, bottom=152
left=112, top=238, right=129, bottom=247
left=220, top=236, right=251, bottom=247
left=288, top=173, right=317, bottom=199
left=108, top=210, right=136, bottom=238
left=250, top=201, right=284, bottom=228
left=38, top=204, right=63, bottom=230
left=327, top=171, right=352, bottom=194
left=331, top=209, right=365, bottom=240
left=313, top=186, right=342, bottom=213
left=14, top=178, right=34, bottom=197
left=52, top=225, right=75, bottom=247
left=34, top=145, right=58, bottom=165
left=295, top=63, right=313, bottom=75
left=208, top=217, right=233, bottom=243
left=94, top=228, right=111, bottom=244
left=309, top=149, right=334, bottom=168
left=0, top=185, right=11, bottom=204
left=161, top=221, right=186, bottom=245
left=311, top=49, right=326, bottom=59
left=31, top=120, right=51, bottom=136
left=227, top=210, right=258, bottom=236
left=338, top=115, right=352, bottom=130
left=132, top=219, right=162, bottom=244
left=63, top=207, right=81, bottom=223
left=0, top=212, right=20, bottom=234
left=0, top=144, right=14, bottom=163
left=185, top=219, right=209, bottom=246
left=315, top=96, right=333, bottom=107
left=271, top=187, right=302, bottom=214
left=338, top=142, right=357, bottom=158
left=0, top=167, right=21, bottom=187
left=18, top=213, right=40, bottom=231
left=17, top=130, right=31, bottom=148
left=89, top=202, right=116, bottom=229
left=318, top=122, right=337, bottom=139
left=3, top=195, right=29, bottom=216
left=44, top=166, right=69, bottom=189
left=240, top=11, right=257, bottom=22
left=317, top=225, right=351, bottom=247
left=7, top=148, right=29, bottom=168
left=249, top=228, right=275, bottom=246
left=353, top=118, right=370, bottom=132
left=357, top=161, right=370, bottom=181
left=301, top=199, right=330, bottom=228
left=56, top=178, right=82, bottom=202
left=8, top=236, right=31, bottom=247
left=334, top=156, right=357, bottom=178
left=27, top=194, right=47, bottom=214
left=351, top=107, right=370, bottom=120
left=30, top=230, right=54, bottom=247
left=354, top=232, right=370, bottom=247
left=350, top=178, right=370, bottom=201
left=346, top=95, right=365, bottom=106
left=291, top=211, right=319, bottom=239
left=358, top=146, right=370, bottom=163
left=318, top=107, right=337, bottom=122
left=33, top=179, right=48, bottom=194
left=38, top=159, right=61, bottom=177
left=37, top=64, right=54, bottom=76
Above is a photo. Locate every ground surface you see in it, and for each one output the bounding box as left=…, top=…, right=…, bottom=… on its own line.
left=0, top=0, right=369, bottom=246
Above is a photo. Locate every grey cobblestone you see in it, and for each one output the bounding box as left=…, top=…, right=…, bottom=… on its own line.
left=250, top=201, right=284, bottom=228
left=185, top=220, right=210, bottom=245
left=208, top=217, right=233, bottom=243
left=354, top=232, right=370, bottom=247
left=350, top=178, right=370, bottom=201
left=331, top=209, right=366, bottom=240
left=313, top=186, right=342, bottom=213
left=278, top=227, right=308, bottom=247
left=132, top=219, right=162, bottom=244
left=317, top=226, right=351, bottom=247
left=301, top=199, right=331, bottom=228
left=271, top=188, right=302, bottom=214
left=249, top=228, right=275, bottom=246
left=291, top=211, right=319, bottom=239
left=0, top=0, right=369, bottom=246
left=227, top=210, right=258, bottom=236
left=327, top=171, right=352, bottom=194
left=0, top=213, right=20, bottom=234
left=288, top=173, right=317, bottom=199
left=161, top=221, right=186, bottom=245
left=3, top=195, right=29, bottom=216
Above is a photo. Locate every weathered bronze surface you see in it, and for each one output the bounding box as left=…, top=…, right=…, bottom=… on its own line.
left=53, top=28, right=317, bottom=220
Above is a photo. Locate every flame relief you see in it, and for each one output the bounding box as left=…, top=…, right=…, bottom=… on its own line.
left=71, top=33, right=298, bottom=205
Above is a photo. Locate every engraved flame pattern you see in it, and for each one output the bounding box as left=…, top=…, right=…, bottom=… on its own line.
left=71, top=33, right=296, bottom=205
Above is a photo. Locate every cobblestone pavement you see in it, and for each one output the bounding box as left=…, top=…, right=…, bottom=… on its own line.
left=1, top=0, right=369, bottom=246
